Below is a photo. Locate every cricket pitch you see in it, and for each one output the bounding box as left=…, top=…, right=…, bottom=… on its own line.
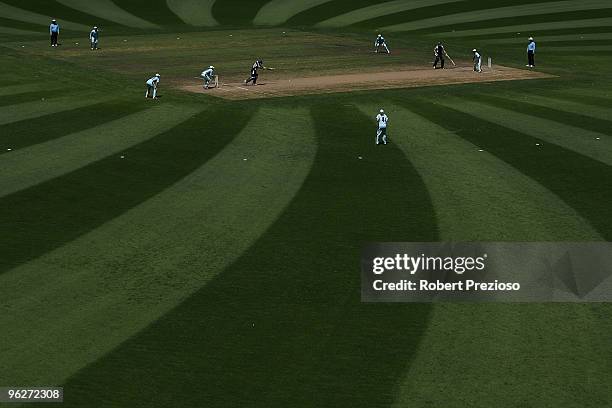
left=180, top=65, right=554, bottom=100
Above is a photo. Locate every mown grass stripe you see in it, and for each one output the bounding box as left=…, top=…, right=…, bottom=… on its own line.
left=1, top=100, right=147, bottom=153
left=383, top=0, right=612, bottom=32
left=431, top=17, right=612, bottom=38
left=0, top=82, right=65, bottom=96
left=0, top=104, right=251, bottom=277
left=494, top=92, right=612, bottom=121
left=254, top=0, right=333, bottom=25
left=438, top=97, right=612, bottom=166
left=0, top=104, right=200, bottom=198
left=0, top=1, right=90, bottom=31
left=358, top=102, right=600, bottom=240
left=0, top=89, right=74, bottom=107
left=316, top=0, right=465, bottom=27
left=0, top=94, right=105, bottom=126
left=377, top=107, right=606, bottom=408
left=165, top=0, right=218, bottom=26
left=211, top=0, right=271, bottom=25
left=474, top=94, right=612, bottom=137
left=545, top=45, right=612, bottom=52
left=0, top=25, right=39, bottom=35
left=56, top=103, right=437, bottom=407
left=56, top=0, right=159, bottom=29
left=0, top=0, right=120, bottom=28
left=558, top=87, right=612, bottom=99
left=0, top=106, right=316, bottom=387
left=108, top=0, right=184, bottom=26
left=482, top=32, right=612, bottom=43
left=392, top=301, right=611, bottom=407
left=405, top=98, right=612, bottom=239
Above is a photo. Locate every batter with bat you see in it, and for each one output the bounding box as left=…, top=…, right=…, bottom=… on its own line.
left=433, top=42, right=455, bottom=69
left=244, top=59, right=274, bottom=85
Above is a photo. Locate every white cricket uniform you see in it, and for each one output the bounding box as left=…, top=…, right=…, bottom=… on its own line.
left=146, top=76, right=160, bottom=98
left=376, top=113, right=389, bottom=144
left=201, top=68, right=214, bottom=88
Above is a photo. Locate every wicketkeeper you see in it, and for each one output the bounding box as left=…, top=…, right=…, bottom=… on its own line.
left=245, top=59, right=267, bottom=85
left=49, top=19, right=60, bottom=47
left=201, top=66, right=215, bottom=89
left=89, top=26, right=99, bottom=50
left=375, top=34, right=390, bottom=54
left=472, top=49, right=482, bottom=73
left=376, top=109, right=389, bottom=145
left=145, top=73, right=160, bottom=99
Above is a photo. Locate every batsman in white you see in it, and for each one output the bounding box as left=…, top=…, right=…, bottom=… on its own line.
left=201, top=66, right=215, bottom=89
left=145, top=73, right=160, bottom=99
left=376, top=109, right=389, bottom=145
left=374, top=34, right=390, bottom=54
left=472, top=49, right=482, bottom=73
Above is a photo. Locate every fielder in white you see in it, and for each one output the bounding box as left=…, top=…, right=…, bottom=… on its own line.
left=472, top=49, right=482, bottom=73
left=200, top=66, right=215, bottom=89
left=376, top=109, right=389, bottom=145
left=89, top=26, right=99, bottom=50
left=145, top=73, right=160, bottom=99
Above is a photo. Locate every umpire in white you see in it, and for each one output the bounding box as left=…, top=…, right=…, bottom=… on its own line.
left=527, top=37, right=536, bottom=67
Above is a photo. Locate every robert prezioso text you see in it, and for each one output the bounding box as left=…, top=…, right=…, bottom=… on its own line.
left=372, top=279, right=521, bottom=292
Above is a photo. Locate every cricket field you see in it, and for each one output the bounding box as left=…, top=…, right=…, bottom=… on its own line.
left=1, top=0, right=612, bottom=406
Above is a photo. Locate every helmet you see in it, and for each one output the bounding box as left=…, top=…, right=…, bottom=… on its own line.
left=52, top=19, right=57, bottom=22
left=155, top=73, right=160, bottom=77
left=380, top=109, right=384, bottom=113
left=438, top=41, right=442, bottom=45
left=472, top=48, right=477, bottom=52
left=377, top=34, right=382, bottom=37
left=528, top=37, right=534, bottom=41
left=209, top=65, right=214, bottom=69
left=93, top=26, right=98, bottom=29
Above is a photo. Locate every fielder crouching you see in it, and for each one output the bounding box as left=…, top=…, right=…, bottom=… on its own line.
left=201, top=65, right=215, bottom=89
left=145, top=73, right=160, bottom=99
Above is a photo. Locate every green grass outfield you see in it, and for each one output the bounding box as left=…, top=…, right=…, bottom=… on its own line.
left=1, top=1, right=612, bottom=407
